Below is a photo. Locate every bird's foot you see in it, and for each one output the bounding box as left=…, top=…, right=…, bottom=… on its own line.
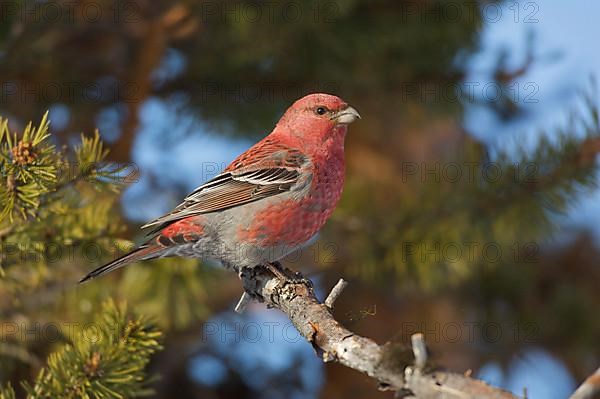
left=263, top=262, right=312, bottom=287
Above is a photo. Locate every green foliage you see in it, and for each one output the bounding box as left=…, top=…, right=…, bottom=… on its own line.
left=0, top=114, right=175, bottom=398
left=0, top=114, right=214, bottom=324
left=120, top=258, right=215, bottom=330
left=74, top=131, right=126, bottom=192
left=0, top=112, right=55, bottom=221
left=0, top=113, right=129, bottom=290
left=1, top=300, right=162, bottom=399
left=0, top=112, right=126, bottom=225
left=337, top=94, right=600, bottom=290
left=0, top=384, right=16, bottom=399
left=0, top=0, right=485, bottom=140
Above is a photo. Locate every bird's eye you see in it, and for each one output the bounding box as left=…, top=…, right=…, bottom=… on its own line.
left=315, top=107, right=328, bottom=116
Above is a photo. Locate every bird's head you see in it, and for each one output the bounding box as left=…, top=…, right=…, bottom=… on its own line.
left=277, top=93, right=360, bottom=145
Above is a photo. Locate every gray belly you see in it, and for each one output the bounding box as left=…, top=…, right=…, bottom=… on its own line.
left=163, top=195, right=305, bottom=270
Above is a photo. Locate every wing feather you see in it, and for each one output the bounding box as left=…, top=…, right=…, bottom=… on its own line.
left=141, top=141, right=307, bottom=231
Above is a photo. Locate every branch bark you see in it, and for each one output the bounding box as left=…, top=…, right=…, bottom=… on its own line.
left=239, top=266, right=519, bottom=399
left=569, top=367, right=600, bottom=399
left=324, top=278, right=348, bottom=309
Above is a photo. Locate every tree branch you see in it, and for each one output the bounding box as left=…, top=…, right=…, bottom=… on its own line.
left=411, top=333, right=428, bottom=371
left=239, top=265, right=519, bottom=398
left=234, top=292, right=252, bottom=314
left=324, top=278, right=348, bottom=309
left=569, top=367, right=600, bottom=399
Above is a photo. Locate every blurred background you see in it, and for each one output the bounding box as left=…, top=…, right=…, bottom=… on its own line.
left=1, top=0, right=599, bottom=398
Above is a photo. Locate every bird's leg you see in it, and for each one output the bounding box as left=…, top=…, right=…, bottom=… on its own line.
left=236, top=266, right=262, bottom=308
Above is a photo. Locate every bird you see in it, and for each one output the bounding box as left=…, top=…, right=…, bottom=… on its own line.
left=79, top=93, right=360, bottom=283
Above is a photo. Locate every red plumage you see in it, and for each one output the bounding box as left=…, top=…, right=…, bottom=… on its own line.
left=80, top=93, right=360, bottom=282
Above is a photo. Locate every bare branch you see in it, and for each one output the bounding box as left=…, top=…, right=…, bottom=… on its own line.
left=570, top=367, right=600, bottom=399
left=411, top=333, right=428, bottom=371
left=240, top=266, right=519, bottom=398
left=325, top=278, right=348, bottom=309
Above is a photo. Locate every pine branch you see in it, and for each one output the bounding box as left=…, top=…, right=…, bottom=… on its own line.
left=0, top=112, right=56, bottom=221
left=0, top=114, right=128, bottom=226
left=14, top=300, right=163, bottom=399
left=0, top=384, right=16, bottom=399
left=0, top=114, right=130, bottom=279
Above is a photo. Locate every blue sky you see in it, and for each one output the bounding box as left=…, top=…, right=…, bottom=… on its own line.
left=465, top=0, right=600, bottom=241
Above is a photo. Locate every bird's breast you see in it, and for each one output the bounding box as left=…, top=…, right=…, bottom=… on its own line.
left=237, top=152, right=345, bottom=248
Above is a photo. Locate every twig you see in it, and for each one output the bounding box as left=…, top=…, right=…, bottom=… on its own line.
left=240, top=266, right=518, bottom=398
left=234, top=292, right=252, bottom=314
left=411, top=333, right=428, bottom=371
left=324, top=278, right=348, bottom=309
left=569, top=367, right=600, bottom=399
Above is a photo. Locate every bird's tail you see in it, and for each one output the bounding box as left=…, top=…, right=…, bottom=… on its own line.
left=79, top=244, right=164, bottom=283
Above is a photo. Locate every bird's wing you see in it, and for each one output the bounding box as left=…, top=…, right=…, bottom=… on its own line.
left=141, top=139, right=307, bottom=232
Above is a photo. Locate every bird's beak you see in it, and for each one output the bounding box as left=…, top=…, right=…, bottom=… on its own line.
left=331, top=105, right=361, bottom=125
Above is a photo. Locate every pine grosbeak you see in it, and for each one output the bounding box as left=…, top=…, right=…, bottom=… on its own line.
left=80, top=93, right=360, bottom=282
